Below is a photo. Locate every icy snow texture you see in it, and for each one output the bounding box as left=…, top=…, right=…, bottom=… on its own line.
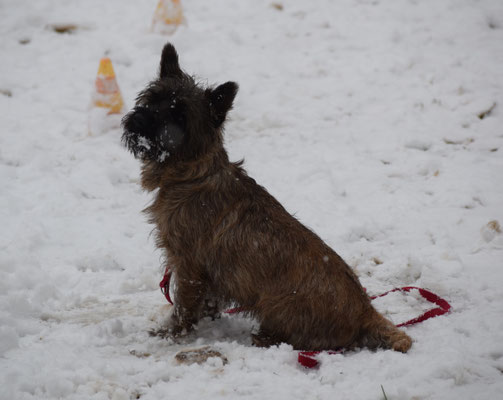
left=1, top=0, right=503, bottom=399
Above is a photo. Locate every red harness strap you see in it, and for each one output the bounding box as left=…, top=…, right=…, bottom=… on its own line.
left=159, top=268, right=173, bottom=305
left=160, top=269, right=452, bottom=368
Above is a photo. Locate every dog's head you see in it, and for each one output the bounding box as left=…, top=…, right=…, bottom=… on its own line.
left=122, top=43, right=238, bottom=163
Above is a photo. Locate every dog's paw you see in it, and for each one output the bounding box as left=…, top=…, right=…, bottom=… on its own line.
left=169, top=314, right=195, bottom=336
left=392, top=335, right=413, bottom=353
left=169, top=322, right=192, bottom=338
left=149, top=325, right=190, bottom=339
left=149, top=316, right=194, bottom=339
left=390, top=330, right=413, bottom=353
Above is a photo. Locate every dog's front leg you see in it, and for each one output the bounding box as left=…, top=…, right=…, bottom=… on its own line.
left=168, top=268, right=207, bottom=337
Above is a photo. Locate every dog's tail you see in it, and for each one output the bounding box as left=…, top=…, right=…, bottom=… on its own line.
left=358, top=310, right=412, bottom=353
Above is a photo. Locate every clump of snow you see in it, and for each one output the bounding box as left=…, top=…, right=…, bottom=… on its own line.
left=158, top=150, right=170, bottom=162
left=137, top=136, right=152, bottom=151
left=1, top=0, right=503, bottom=399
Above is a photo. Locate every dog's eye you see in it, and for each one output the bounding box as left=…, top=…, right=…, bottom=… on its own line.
left=159, top=100, right=186, bottom=127
left=160, top=98, right=179, bottom=111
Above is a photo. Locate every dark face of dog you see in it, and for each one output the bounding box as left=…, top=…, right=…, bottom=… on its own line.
left=122, top=43, right=238, bottom=163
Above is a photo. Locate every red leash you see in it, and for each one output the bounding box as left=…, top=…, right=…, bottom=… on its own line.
left=160, top=269, right=452, bottom=368
left=369, top=286, right=452, bottom=328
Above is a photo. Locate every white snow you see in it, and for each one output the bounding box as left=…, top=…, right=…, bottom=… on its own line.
left=1, top=0, right=503, bottom=399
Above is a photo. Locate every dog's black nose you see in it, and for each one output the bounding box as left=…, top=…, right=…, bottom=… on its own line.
left=123, top=106, right=155, bottom=136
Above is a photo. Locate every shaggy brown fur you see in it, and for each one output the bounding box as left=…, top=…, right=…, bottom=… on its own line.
left=122, top=43, right=412, bottom=353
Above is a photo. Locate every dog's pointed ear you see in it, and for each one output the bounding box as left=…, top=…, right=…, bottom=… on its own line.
left=159, top=43, right=182, bottom=79
left=208, top=82, right=238, bottom=128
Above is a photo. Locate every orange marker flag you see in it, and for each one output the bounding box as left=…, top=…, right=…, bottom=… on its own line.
left=92, top=57, right=124, bottom=114
left=152, top=0, right=185, bottom=34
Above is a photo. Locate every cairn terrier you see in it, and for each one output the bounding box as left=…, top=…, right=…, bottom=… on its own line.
left=122, top=43, right=412, bottom=352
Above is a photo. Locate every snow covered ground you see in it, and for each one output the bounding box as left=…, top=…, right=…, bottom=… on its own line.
left=1, top=0, right=503, bottom=398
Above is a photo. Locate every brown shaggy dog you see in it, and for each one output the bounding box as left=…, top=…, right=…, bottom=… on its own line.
left=122, top=43, right=412, bottom=353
